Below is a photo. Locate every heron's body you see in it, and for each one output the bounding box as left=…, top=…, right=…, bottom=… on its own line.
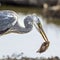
left=0, top=10, right=50, bottom=53
left=0, top=10, right=35, bottom=35
left=0, top=10, right=17, bottom=34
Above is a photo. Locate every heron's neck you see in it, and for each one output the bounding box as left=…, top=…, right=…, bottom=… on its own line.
left=10, top=15, right=41, bottom=34
left=11, top=22, right=33, bottom=34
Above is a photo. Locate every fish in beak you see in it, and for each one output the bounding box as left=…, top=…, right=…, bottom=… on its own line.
left=34, top=22, right=50, bottom=53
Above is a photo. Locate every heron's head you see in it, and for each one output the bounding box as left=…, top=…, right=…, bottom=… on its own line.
left=24, top=16, right=33, bottom=29
left=24, top=15, right=50, bottom=53
left=24, top=15, right=42, bottom=29
left=32, top=14, right=42, bottom=28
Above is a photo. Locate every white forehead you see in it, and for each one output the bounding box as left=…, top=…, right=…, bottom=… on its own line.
left=31, top=14, right=40, bottom=23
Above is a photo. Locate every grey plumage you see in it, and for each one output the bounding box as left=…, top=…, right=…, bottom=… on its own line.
left=0, top=10, right=41, bottom=34
left=0, top=10, right=17, bottom=34
left=0, top=10, right=50, bottom=53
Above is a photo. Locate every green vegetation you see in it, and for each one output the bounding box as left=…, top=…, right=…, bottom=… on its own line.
left=0, top=5, right=42, bottom=14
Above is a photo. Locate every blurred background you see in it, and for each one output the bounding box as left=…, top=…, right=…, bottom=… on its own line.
left=0, top=0, right=60, bottom=60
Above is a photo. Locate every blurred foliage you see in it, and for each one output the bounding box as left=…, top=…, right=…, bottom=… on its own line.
left=0, top=4, right=42, bottom=14
left=0, top=53, right=60, bottom=60
left=1, top=55, right=60, bottom=60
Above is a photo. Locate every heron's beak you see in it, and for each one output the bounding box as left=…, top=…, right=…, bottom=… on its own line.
left=37, top=23, right=48, bottom=42
left=34, top=22, right=50, bottom=53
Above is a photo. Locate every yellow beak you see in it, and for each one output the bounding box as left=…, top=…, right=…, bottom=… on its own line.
left=34, top=22, right=50, bottom=53
left=37, top=23, right=49, bottom=42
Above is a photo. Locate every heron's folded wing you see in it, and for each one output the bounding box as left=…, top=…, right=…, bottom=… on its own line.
left=0, top=11, right=15, bottom=32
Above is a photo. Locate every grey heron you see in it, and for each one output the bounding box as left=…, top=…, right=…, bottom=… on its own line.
left=0, top=10, right=50, bottom=53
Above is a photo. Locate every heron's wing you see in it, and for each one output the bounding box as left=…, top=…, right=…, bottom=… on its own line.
left=0, top=10, right=16, bottom=32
